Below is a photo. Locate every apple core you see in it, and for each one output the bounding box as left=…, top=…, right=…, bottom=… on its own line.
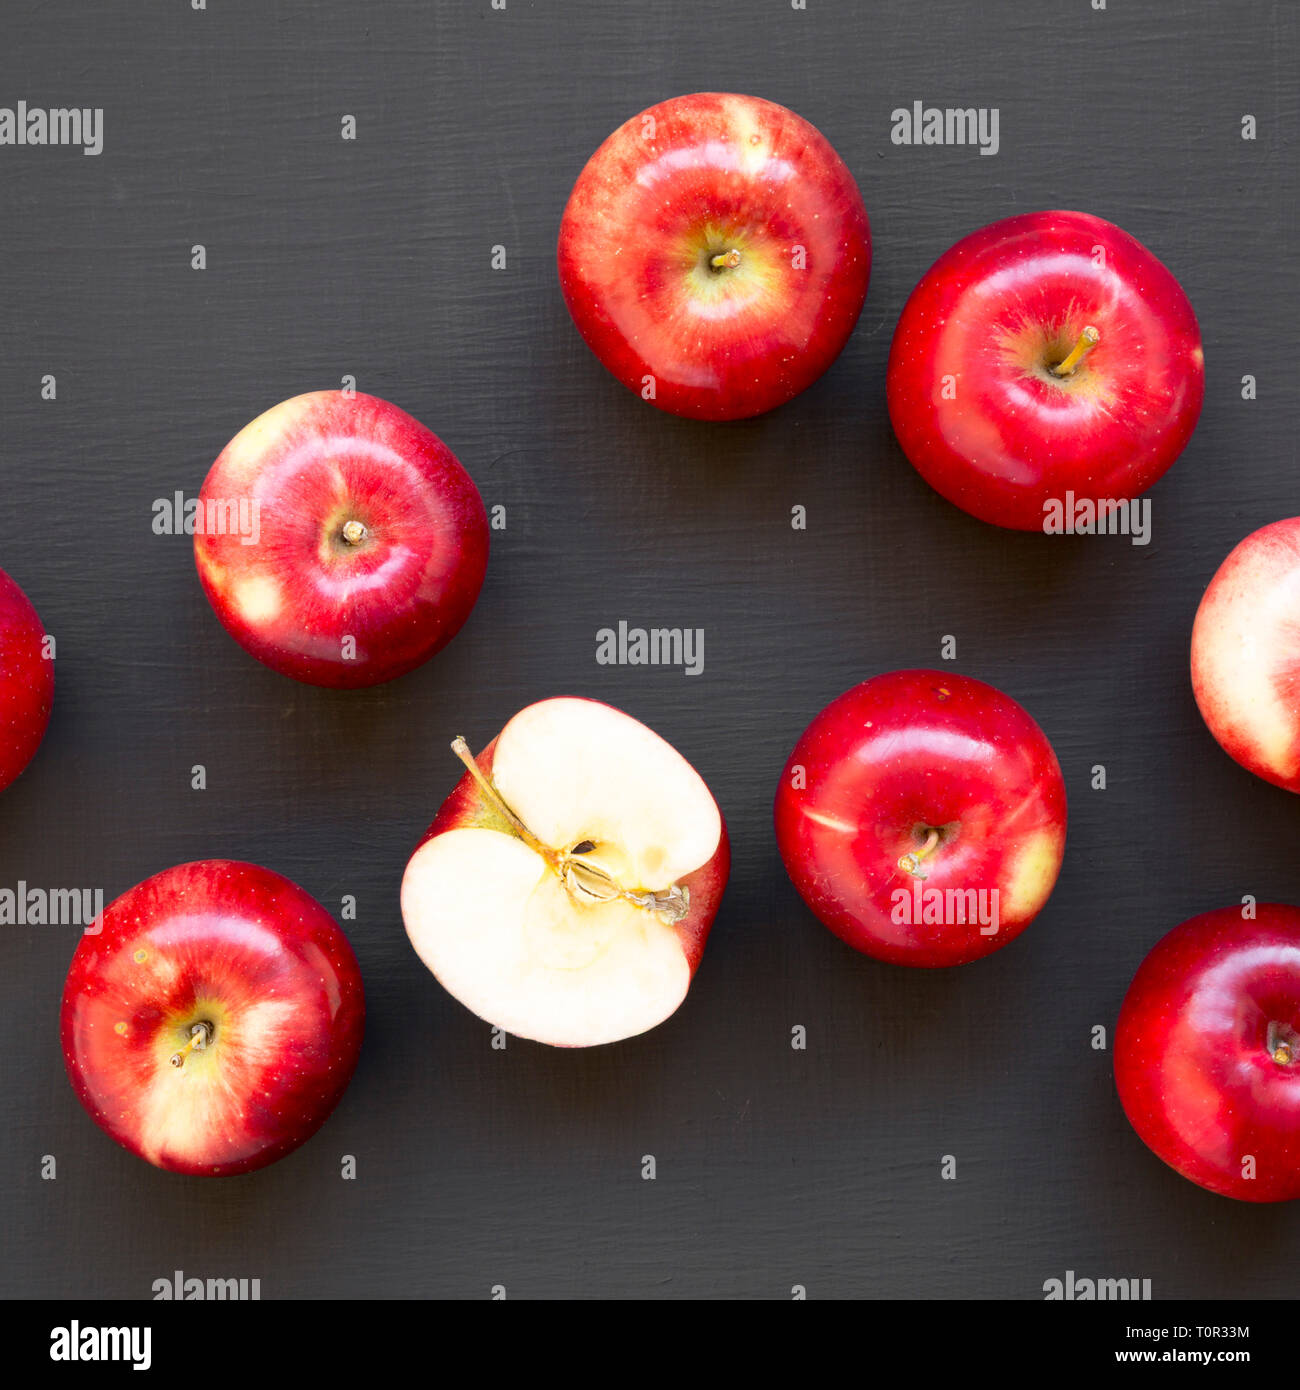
left=449, top=735, right=691, bottom=923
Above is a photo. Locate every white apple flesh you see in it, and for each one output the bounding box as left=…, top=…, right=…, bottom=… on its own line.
left=401, top=698, right=728, bottom=1047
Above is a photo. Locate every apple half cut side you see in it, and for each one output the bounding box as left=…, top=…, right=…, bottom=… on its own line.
left=401, top=697, right=729, bottom=1047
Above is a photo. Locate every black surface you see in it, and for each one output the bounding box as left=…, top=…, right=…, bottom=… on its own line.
left=2, top=0, right=1297, bottom=1300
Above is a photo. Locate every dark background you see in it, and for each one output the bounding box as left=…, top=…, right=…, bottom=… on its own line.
left=1, top=0, right=1296, bottom=1300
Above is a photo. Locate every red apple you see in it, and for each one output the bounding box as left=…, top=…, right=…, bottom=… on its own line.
left=0, top=566, right=53, bottom=793
left=401, top=697, right=729, bottom=1045
left=62, top=860, right=364, bottom=1176
left=774, top=670, right=1067, bottom=967
left=1115, top=905, right=1300, bottom=1202
left=1191, top=517, right=1300, bottom=793
left=558, top=92, right=871, bottom=421
left=195, top=390, right=489, bottom=687
left=886, top=211, right=1204, bottom=530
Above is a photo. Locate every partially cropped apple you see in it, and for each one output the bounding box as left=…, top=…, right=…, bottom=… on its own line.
left=62, top=860, right=364, bottom=1175
left=0, top=566, right=53, bottom=793
left=775, top=671, right=1067, bottom=967
left=402, top=697, right=729, bottom=1046
left=1115, top=905, right=1300, bottom=1202
left=195, top=390, right=489, bottom=688
left=559, top=92, right=871, bottom=420
left=1191, top=517, right=1300, bottom=792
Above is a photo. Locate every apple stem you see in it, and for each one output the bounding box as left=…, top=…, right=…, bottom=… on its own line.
left=450, top=737, right=551, bottom=861
left=898, top=828, right=942, bottom=879
left=448, top=737, right=691, bottom=924
left=1267, top=1021, right=1295, bottom=1066
left=1051, top=325, right=1101, bottom=376
left=169, top=1020, right=213, bottom=1069
left=627, top=883, right=690, bottom=922
left=710, top=249, right=742, bottom=271
left=341, top=520, right=368, bottom=545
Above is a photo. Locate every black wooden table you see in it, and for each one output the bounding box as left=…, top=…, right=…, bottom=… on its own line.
left=1, top=0, right=1296, bottom=1298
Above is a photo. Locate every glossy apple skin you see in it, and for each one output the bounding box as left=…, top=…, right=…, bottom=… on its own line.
left=1191, top=517, right=1300, bottom=793
left=775, top=670, right=1067, bottom=967
left=1115, top=906, right=1300, bottom=1202
left=887, top=211, right=1204, bottom=530
left=62, top=860, right=364, bottom=1176
left=417, top=703, right=730, bottom=977
left=196, top=391, right=489, bottom=688
left=0, top=567, right=53, bottom=793
left=558, top=92, right=871, bottom=421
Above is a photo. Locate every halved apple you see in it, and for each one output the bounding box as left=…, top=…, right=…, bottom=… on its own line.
left=401, top=697, right=729, bottom=1047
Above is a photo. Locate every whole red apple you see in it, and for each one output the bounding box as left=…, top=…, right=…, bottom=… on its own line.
left=401, top=697, right=729, bottom=1046
left=887, top=211, right=1204, bottom=530
left=774, top=670, right=1067, bottom=967
left=62, top=860, right=364, bottom=1175
left=1115, top=905, right=1300, bottom=1202
left=558, top=92, right=871, bottom=421
left=195, top=390, right=489, bottom=687
left=0, top=566, right=53, bottom=793
left=1191, top=517, right=1300, bottom=793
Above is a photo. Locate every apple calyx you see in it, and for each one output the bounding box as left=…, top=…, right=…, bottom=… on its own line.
left=169, top=1020, right=214, bottom=1069
left=1267, top=1020, right=1298, bottom=1067
left=340, top=520, right=369, bottom=545
left=449, top=737, right=690, bottom=923
left=709, top=249, right=742, bottom=272
left=1051, top=325, right=1101, bottom=377
left=898, top=827, right=942, bottom=880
